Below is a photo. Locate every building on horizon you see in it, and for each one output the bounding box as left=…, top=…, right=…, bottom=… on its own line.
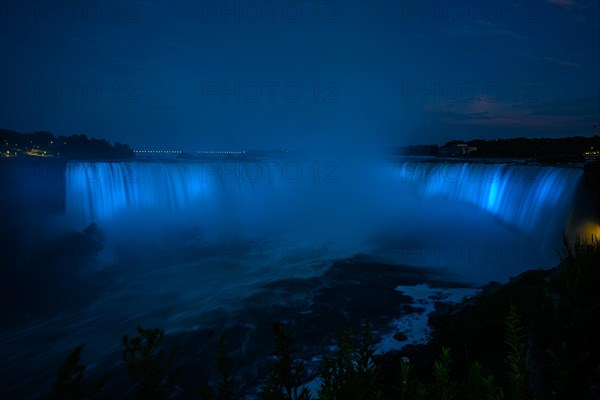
left=438, top=143, right=477, bottom=157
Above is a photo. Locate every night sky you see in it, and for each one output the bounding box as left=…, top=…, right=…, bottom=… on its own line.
left=1, top=0, right=599, bottom=151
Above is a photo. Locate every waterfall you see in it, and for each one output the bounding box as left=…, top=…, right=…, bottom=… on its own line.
left=65, top=160, right=585, bottom=256
left=389, top=162, right=583, bottom=237
left=65, top=161, right=276, bottom=224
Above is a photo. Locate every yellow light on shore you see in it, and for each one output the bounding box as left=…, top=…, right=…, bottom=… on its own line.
left=580, top=222, right=600, bottom=241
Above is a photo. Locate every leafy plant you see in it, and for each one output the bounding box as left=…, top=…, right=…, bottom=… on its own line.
left=318, top=321, right=381, bottom=400
left=122, top=326, right=180, bottom=400
left=201, top=333, right=237, bottom=400
left=50, top=344, right=109, bottom=400
left=259, top=324, right=313, bottom=400
left=465, top=361, right=504, bottom=400
left=431, top=346, right=458, bottom=400
left=51, top=344, right=86, bottom=400
left=394, top=356, right=420, bottom=400
left=504, top=306, right=528, bottom=400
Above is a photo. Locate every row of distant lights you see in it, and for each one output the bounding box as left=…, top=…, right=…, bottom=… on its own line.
left=133, top=150, right=245, bottom=154
left=134, top=150, right=182, bottom=154
left=198, top=150, right=245, bottom=155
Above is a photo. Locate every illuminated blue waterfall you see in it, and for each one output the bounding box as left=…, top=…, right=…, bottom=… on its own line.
left=66, top=161, right=276, bottom=224
left=391, top=162, right=583, bottom=235
left=65, top=161, right=584, bottom=241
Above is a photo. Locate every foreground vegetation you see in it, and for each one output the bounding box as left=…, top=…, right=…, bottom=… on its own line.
left=49, top=236, right=600, bottom=399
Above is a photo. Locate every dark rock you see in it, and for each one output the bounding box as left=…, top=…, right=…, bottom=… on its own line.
left=83, top=222, right=104, bottom=242
left=400, top=304, right=426, bottom=314
left=585, top=383, right=600, bottom=400
left=480, top=280, right=502, bottom=295
left=428, top=292, right=449, bottom=301
left=432, top=301, right=452, bottom=314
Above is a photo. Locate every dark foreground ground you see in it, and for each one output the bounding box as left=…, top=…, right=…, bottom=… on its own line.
left=2, top=223, right=599, bottom=399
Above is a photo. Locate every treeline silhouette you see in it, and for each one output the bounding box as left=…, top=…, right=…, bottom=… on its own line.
left=1, top=128, right=134, bottom=159
left=460, top=136, right=600, bottom=158
left=396, top=136, right=600, bottom=160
